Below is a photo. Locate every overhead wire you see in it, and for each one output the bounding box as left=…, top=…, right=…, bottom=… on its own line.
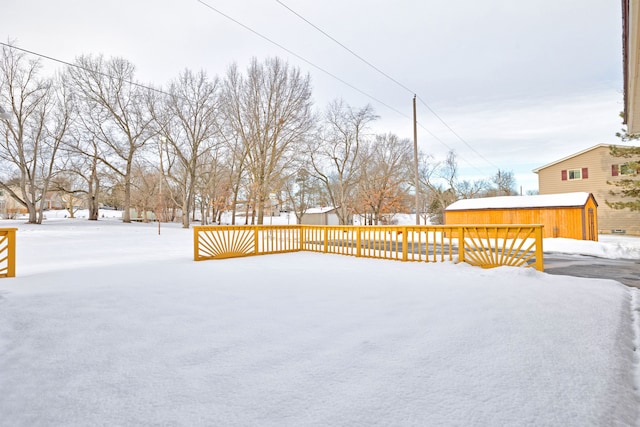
left=273, top=0, right=414, bottom=95
left=196, top=0, right=490, bottom=175
left=273, top=0, right=500, bottom=172
left=196, top=0, right=407, bottom=120
left=0, top=41, right=173, bottom=98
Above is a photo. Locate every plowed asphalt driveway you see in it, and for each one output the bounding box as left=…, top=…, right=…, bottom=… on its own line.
left=544, top=253, right=640, bottom=288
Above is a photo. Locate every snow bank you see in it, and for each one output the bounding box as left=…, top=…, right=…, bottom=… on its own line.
left=544, top=235, right=640, bottom=260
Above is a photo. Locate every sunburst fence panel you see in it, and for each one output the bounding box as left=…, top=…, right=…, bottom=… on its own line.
left=194, top=226, right=255, bottom=260
left=0, top=228, right=17, bottom=278
left=194, top=225, right=301, bottom=260
left=459, top=225, right=544, bottom=270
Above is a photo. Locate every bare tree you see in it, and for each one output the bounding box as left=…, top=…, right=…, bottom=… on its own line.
left=218, top=130, right=248, bottom=225
left=222, top=57, right=314, bottom=224
left=0, top=44, right=72, bottom=224
left=418, top=150, right=491, bottom=224
left=282, top=166, right=323, bottom=224
left=49, top=170, right=87, bottom=218
left=129, top=161, right=158, bottom=222
left=68, top=54, right=153, bottom=223
left=310, top=100, right=377, bottom=225
left=150, top=69, right=222, bottom=228
left=195, top=145, right=231, bottom=225
left=487, top=170, right=518, bottom=196
left=55, top=123, right=108, bottom=221
left=355, top=133, right=412, bottom=225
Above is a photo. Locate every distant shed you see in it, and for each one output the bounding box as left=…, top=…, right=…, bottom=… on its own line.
left=444, top=192, right=598, bottom=241
left=300, top=207, right=340, bottom=226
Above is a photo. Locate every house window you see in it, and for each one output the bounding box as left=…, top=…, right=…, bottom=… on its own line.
left=620, top=163, right=638, bottom=176
left=612, top=163, right=639, bottom=176
left=561, top=168, right=588, bottom=181
left=568, top=169, right=582, bottom=180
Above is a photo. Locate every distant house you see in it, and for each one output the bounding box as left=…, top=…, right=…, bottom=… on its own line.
left=533, top=144, right=640, bottom=235
left=0, top=188, right=27, bottom=219
left=444, top=192, right=598, bottom=241
left=43, top=191, right=65, bottom=210
left=0, top=188, right=65, bottom=218
left=300, top=207, right=340, bottom=226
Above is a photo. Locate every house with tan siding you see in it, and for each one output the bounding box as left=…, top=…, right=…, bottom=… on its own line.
left=0, top=188, right=28, bottom=219
left=533, top=144, right=640, bottom=235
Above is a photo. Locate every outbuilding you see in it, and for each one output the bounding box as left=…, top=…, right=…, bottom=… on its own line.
left=300, top=207, right=340, bottom=226
left=444, top=192, right=598, bottom=241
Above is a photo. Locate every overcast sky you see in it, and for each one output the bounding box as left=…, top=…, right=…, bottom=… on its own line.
left=2, top=0, right=624, bottom=193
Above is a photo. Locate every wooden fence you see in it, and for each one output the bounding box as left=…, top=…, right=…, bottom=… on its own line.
left=194, top=225, right=544, bottom=271
left=0, top=228, right=17, bottom=278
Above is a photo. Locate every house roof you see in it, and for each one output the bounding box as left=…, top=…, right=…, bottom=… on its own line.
left=445, top=192, right=595, bottom=211
left=303, top=207, right=338, bottom=214
left=531, top=144, right=633, bottom=173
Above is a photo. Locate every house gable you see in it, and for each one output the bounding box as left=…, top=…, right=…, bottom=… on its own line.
left=534, top=144, right=640, bottom=235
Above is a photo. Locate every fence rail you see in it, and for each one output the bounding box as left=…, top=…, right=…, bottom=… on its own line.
left=194, top=224, right=544, bottom=271
left=0, top=228, right=17, bottom=278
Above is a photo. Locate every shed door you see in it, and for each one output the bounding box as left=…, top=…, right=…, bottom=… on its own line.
left=587, top=208, right=596, bottom=241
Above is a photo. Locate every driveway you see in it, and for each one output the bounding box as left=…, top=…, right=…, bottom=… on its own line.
left=544, top=253, right=640, bottom=289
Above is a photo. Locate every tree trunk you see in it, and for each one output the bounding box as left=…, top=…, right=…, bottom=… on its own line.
left=181, top=192, right=190, bottom=229
left=122, top=184, right=131, bottom=222
left=256, top=192, right=265, bottom=225
left=88, top=160, right=100, bottom=221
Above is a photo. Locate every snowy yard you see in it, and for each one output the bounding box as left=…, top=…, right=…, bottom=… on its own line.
left=0, top=216, right=639, bottom=426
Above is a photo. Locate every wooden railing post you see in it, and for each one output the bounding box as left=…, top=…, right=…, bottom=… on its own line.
left=193, top=226, right=199, bottom=261
left=356, top=227, right=362, bottom=258
left=253, top=227, right=259, bottom=255
left=402, top=227, right=408, bottom=261
left=323, top=227, right=329, bottom=253
left=458, top=227, right=465, bottom=264
left=0, top=228, right=17, bottom=278
left=8, top=229, right=15, bottom=277
left=535, top=225, right=544, bottom=271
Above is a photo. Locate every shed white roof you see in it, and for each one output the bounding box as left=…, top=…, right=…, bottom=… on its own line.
left=445, top=192, right=594, bottom=211
left=304, top=207, right=338, bottom=214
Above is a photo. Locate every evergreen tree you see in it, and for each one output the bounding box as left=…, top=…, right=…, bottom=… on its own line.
left=608, top=125, right=640, bottom=210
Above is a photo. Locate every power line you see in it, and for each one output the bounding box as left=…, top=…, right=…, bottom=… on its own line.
left=274, top=0, right=414, bottom=96
left=273, top=0, right=499, bottom=172
left=196, top=0, right=407, bottom=119
left=414, top=118, right=488, bottom=176
left=196, top=1, right=488, bottom=174
left=416, top=96, right=500, bottom=170
left=0, top=41, right=173, bottom=98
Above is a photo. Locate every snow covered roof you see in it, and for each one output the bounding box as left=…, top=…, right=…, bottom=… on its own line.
left=303, top=207, right=338, bottom=214
left=445, top=192, right=595, bottom=211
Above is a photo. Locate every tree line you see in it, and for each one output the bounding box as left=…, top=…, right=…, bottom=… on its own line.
left=0, top=43, right=517, bottom=226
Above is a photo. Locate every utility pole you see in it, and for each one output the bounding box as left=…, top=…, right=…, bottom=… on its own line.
left=413, top=95, right=420, bottom=225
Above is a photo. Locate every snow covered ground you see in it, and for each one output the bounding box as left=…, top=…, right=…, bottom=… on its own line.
left=0, top=214, right=639, bottom=426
